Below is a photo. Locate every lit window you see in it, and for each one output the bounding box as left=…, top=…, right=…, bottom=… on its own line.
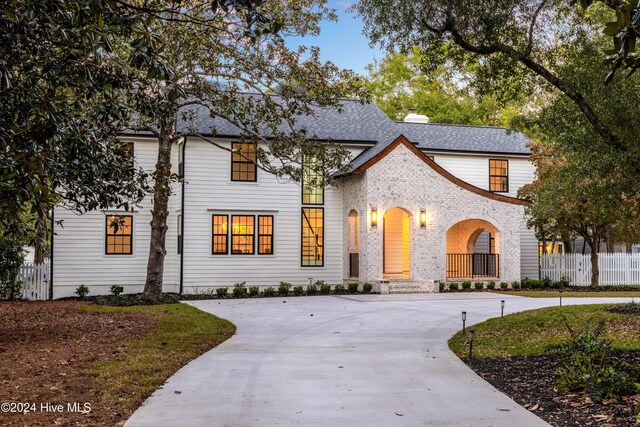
left=489, top=159, right=508, bottom=192
left=105, top=215, right=133, bottom=255
left=258, top=215, right=274, bottom=255
left=302, top=157, right=324, bottom=205
left=301, top=208, right=323, bottom=266
left=231, top=142, right=257, bottom=181
left=212, top=215, right=228, bottom=254
left=231, top=215, right=255, bottom=254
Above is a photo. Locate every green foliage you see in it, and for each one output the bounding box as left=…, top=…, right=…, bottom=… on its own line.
left=320, top=283, right=331, bottom=295
left=334, top=284, right=345, bottom=294
left=232, top=282, right=246, bottom=298
left=487, top=281, right=496, bottom=290
left=449, top=282, right=459, bottom=291
left=75, top=285, right=90, bottom=299
left=262, top=287, right=276, bottom=297
left=462, top=281, right=471, bottom=290
left=293, top=286, right=304, bottom=296
left=248, top=286, right=260, bottom=297
left=0, top=234, right=26, bottom=299
left=606, top=301, right=640, bottom=315
left=500, top=282, right=509, bottom=290
left=363, top=283, right=373, bottom=293
left=109, top=285, right=124, bottom=297
left=278, top=282, right=291, bottom=296
left=215, top=287, right=228, bottom=298
left=347, top=282, right=359, bottom=293
left=512, top=281, right=521, bottom=289
left=549, top=319, right=640, bottom=400
left=306, top=284, right=318, bottom=295
left=474, top=282, right=484, bottom=290
left=439, top=283, right=445, bottom=292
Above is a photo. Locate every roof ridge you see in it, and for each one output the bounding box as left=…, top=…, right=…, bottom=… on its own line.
left=394, top=121, right=512, bottom=131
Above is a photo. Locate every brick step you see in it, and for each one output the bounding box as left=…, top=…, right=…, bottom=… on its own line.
left=380, top=280, right=439, bottom=294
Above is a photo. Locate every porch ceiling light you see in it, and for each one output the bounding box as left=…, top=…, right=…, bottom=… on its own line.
left=370, top=207, right=378, bottom=228
left=420, top=209, right=427, bottom=228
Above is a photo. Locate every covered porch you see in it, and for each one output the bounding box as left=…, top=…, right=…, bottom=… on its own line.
left=446, top=219, right=500, bottom=279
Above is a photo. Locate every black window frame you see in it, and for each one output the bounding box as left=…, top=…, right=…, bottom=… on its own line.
left=301, top=157, right=324, bottom=205
left=212, top=214, right=229, bottom=255
left=301, top=207, right=324, bottom=267
left=105, top=214, right=133, bottom=255
left=231, top=142, right=257, bottom=182
left=230, top=215, right=255, bottom=255
left=489, top=159, right=509, bottom=193
left=257, top=215, right=274, bottom=255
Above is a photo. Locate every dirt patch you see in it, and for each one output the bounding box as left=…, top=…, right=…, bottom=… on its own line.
left=0, top=301, right=155, bottom=426
left=467, top=352, right=640, bottom=426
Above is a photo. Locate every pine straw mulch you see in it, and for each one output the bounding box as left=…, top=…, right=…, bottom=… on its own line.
left=0, top=300, right=155, bottom=426
left=467, top=352, right=640, bottom=427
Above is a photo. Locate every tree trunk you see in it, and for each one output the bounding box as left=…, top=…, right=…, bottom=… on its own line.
left=142, top=136, right=173, bottom=302
left=605, top=227, right=615, bottom=253
left=34, top=207, right=47, bottom=264
left=625, top=239, right=633, bottom=254
left=589, top=247, right=599, bottom=288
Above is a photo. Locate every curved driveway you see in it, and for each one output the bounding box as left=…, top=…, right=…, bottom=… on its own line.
left=126, top=293, right=635, bottom=426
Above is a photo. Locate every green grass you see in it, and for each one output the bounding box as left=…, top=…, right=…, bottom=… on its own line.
left=84, top=303, right=235, bottom=417
left=449, top=304, right=640, bottom=359
left=497, top=290, right=640, bottom=298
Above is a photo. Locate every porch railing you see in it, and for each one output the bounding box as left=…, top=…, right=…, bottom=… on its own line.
left=446, top=253, right=499, bottom=278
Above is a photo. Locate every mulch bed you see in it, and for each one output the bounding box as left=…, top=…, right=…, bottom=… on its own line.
left=467, top=352, right=640, bottom=426
left=0, top=301, right=155, bottom=426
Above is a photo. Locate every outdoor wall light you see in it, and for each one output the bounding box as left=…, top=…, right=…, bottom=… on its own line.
left=468, top=330, right=475, bottom=359
left=370, top=207, right=378, bottom=228
left=461, top=311, right=467, bottom=335
left=501, top=300, right=505, bottom=318
left=420, top=209, right=427, bottom=228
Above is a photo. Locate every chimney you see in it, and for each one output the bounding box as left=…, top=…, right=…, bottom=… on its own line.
left=403, top=109, right=430, bottom=124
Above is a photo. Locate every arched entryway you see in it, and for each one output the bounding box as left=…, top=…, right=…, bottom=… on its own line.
left=446, top=219, right=500, bottom=279
left=383, top=208, right=411, bottom=278
left=347, top=210, right=360, bottom=278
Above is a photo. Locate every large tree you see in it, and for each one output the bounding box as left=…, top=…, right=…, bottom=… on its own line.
left=125, top=1, right=366, bottom=301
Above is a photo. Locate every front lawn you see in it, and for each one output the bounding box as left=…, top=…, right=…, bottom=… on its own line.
left=498, top=290, right=640, bottom=298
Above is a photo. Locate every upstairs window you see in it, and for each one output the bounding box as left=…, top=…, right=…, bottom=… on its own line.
left=231, top=142, right=257, bottom=181
left=231, top=215, right=255, bottom=254
left=105, top=215, right=133, bottom=255
left=302, top=157, right=324, bottom=205
left=489, top=159, right=509, bottom=193
left=301, top=207, right=323, bottom=266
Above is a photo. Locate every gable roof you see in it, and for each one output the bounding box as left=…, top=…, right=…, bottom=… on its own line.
left=351, top=135, right=529, bottom=206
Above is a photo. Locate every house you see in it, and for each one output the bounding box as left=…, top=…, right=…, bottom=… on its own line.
left=51, top=100, right=538, bottom=297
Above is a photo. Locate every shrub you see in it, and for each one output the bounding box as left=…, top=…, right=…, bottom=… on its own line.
left=439, top=283, right=445, bottom=292
left=549, top=319, right=640, bottom=401
left=75, top=284, right=90, bottom=299
left=216, top=287, right=228, bottom=297
left=249, top=286, right=260, bottom=297
left=0, top=235, right=26, bottom=300
left=556, top=277, right=571, bottom=289
left=487, top=281, right=496, bottom=290
left=262, top=286, right=276, bottom=297
left=348, top=282, right=359, bottom=293
left=334, top=284, right=345, bottom=294
left=232, top=282, right=246, bottom=298
left=320, top=283, right=331, bottom=295
left=306, top=284, right=318, bottom=295
left=474, top=282, right=484, bottom=290
left=500, top=282, right=508, bottom=290
left=462, top=281, right=471, bottom=290
left=109, top=284, right=124, bottom=296
left=293, top=286, right=304, bottom=296
left=363, top=283, right=373, bottom=293
left=511, top=281, right=521, bottom=289
left=542, top=277, right=553, bottom=289
left=278, top=282, right=291, bottom=296
left=449, top=282, right=459, bottom=291
left=606, top=301, right=640, bottom=315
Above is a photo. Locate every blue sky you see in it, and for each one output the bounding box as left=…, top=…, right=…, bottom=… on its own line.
left=285, top=1, right=383, bottom=76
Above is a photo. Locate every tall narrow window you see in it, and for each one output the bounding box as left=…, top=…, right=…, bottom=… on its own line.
left=489, top=159, right=509, bottom=192
left=258, top=215, right=274, bottom=255
left=302, top=157, right=324, bottom=205
left=231, top=215, right=255, bottom=254
left=105, top=215, right=133, bottom=255
left=212, top=215, right=228, bottom=254
left=301, top=208, right=323, bottom=266
left=231, top=142, right=257, bottom=181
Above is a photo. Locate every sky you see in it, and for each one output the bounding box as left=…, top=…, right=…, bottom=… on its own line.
left=284, top=1, right=383, bottom=76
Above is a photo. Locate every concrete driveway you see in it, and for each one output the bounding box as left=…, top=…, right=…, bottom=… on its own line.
left=126, top=293, right=636, bottom=427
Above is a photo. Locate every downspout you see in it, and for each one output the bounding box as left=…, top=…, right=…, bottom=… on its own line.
left=179, top=139, right=186, bottom=295
left=49, top=208, right=54, bottom=300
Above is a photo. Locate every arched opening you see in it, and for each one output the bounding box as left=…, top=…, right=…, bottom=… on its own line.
left=446, top=219, right=500, bottom=279
left=347, top=210, right=359, bottom=278
left=383, top=208, right=411, bottom=278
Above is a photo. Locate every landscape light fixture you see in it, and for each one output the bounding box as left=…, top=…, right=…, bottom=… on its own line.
left=461, top=311, right=467, bottom=335
left=501, top=300, right=505, bottom=318
left=559, top=289, right=563, bottom=307
left=420, top=209, right=427, bottom=228
left=370, top=207, right=378, bottom=228
left=468, top=330, right=475, bottom=359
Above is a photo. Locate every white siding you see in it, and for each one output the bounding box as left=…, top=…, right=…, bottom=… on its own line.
left=180, top=138, right=365, bottom=291
left=52, top=137, right=181, bottom=297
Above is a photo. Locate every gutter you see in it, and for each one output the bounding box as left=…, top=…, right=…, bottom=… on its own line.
left=179, top=139, right=186, bottom=294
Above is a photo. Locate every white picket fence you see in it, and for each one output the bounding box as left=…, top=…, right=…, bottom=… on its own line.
left=15, top=261, right=50, bottom=300
left=541, top=253, right=640, bottom=286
